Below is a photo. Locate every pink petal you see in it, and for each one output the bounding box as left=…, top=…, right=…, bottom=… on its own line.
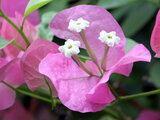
left=1, top=0, right=40, bottom=25
left=113, top=44, right=151, bottom=67
left=0, top=58, right=8, bottom=69
left=1, top=13, right=38, bottom=58
left=0, top=83, right=16, bottom=110
left=137, top=110, right=160, bottom=120
left=151, top=10, right=160, bottom=58
left=0, top=59, right=24, bottom=86
left=0, top=18, right=4, bottom=35
left=106, top=44, right=151, bottom=77
left=113, top=63, right=133, bottom=76
left=86, top=82, right=115, bottom=104
left=39, top=53, right=114, bottom=112
left=86, top=44, right=151, bottom=103
left=50, top=5, right=126, bottom=67
left=89, top=44, right=151, bottom=95
left=21, top=39, right=59, bottom=91
left=39, top=53, right=89, bottom=81
left=55, top=76, right=108, bottom=113
left=86, top=71, right=115, bottom=104
left=85, top=60, right=100, bottom=76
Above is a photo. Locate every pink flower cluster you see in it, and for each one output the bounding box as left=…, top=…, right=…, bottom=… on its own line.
left=1, top=0, right=159, bottom=114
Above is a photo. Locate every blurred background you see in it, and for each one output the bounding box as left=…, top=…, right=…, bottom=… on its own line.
left=3, top=0, right=160, bottom=120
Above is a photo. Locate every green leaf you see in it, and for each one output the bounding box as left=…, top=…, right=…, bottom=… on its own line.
left=39, top=0, right=68, bottom=17
left=150, top=62, right=160, bottom=88
left=41, top=11, right=57, bottom=25
left=97, top=0, right=138, bottom=9
left=125, top=38, right=138, bottom=53
left=38, top=11, right=56, bottom=41
left=24, top=0, right=52, bottom=19
left=0, top=37, right=14, bottom=49
left=38, top=25, right=54, bottom=41
left=111, top=6, right=130, bottom=21
left=79, top=48, right=91, bottom=62
left=122, top=2, right=157, bottom=37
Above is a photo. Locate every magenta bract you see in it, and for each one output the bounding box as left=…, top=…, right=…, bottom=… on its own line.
left=40, top=5, right=151, bottom=113
left=21, top=39, right=59, bottom=92
left=151, top=10, right=160, bottom=58
left=1, top=13, right=38, bottom=59
left=1, top=0, right=40, bottom=25
left=0, top=59, right=24, bottom=110
left=137, top=110, right=160, bottom=120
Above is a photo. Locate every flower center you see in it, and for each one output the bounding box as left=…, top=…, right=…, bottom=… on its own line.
left=68, top=18, right=90, bottom=32
left=108, top=35, right=112, bottom=39
left=68, top=45, right=72, bottom=49
left=76, top=22, right=81, bottom=25
left=98, top=30, right=120, bottom=47
left=59, top=39, right=80, bottom=58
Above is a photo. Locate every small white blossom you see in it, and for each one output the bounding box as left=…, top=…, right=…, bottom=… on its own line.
left=68, top=18, right=90, bottom=32
left=98, top=30, right=120, bottom=47
left=59, top=39, right=80, bottom=57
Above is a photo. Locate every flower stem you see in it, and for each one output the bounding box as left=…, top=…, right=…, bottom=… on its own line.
left=11, top=41, right=25, bottom=51
left=109, top=89, right=160, bottom=106
left=73, top=55, right=93, bottom=75
left=0, top=9, right=31, bottom=46
left=2, top=81, right=51, bottom=103
left=80, top=30, right=103, bottom=76
left=101, top=45, right=109, bottom=71
left=121, top=89, right=160, bottom=100
left=45, top=78, right=54, bottom=109
left=107, top=83, right=120, bottom=99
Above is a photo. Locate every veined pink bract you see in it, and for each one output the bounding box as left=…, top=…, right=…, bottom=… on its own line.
left=39, top=5, right=151, bottom=112
left=1, top=12, right=38, bottom=59
left=1, top=0, right=40, bottom=25
left=0, top=58, right=24, bottom=110
left=0, top=0, right=39, bottom=110
left=151, top=10, right=160, bottom=58
left=21, top=39, right=59, bottom=94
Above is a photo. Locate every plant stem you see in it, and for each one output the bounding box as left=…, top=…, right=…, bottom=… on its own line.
left=21, top=18, right=25, bottom=31
left=80, top=30, right=103, bottom=76
left=0, top=9, right=30, bottom=46
left=2, top=81, right=51, bottom=103
left=11, top=41, right=25, bottom=51
left=45, top=78, right=54, bottom=109
left=121, top=89, right=160, bottom=100
left=109, top=89, right=160, bottom=106
left=107, top=83, right=120, bottom=99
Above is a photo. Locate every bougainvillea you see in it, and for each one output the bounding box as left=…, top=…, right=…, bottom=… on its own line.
left=0, top=0, right=160, bottom=119
left=151, top=10, right=160, bottom=58
left=39, top=5, right=151, bottom=112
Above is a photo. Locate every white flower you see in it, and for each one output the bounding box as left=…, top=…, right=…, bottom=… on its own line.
left=98, top=30, right=120, bottom=47
left=68, top=18, right=90, bottom=32
left=59, top=39, right=80, bottom=57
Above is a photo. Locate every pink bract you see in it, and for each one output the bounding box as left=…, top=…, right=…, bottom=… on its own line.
left=39, top=5, right=151, bottom=112
left=1, top=0, right=40, bottom=25
left=0, top=59, right=24, bottom=110
left=1, top=12, right=38, bottom=59
left=39, top=53, right=115, bottom=112
left=50, top=5, right=125, bottom=68
left=137, top=110, right=160, bottom=120
left=21, top=39, right=59, bottom=93
left=151, top=10, right=160, bottom=58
